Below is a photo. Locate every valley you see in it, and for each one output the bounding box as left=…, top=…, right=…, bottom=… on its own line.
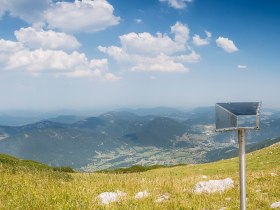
left=0, top=107, right=279, bottom=171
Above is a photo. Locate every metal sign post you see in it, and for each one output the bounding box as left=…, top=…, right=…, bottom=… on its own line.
left=215, top=102, right=261, bottom=210
left=238, top=128, right=246, bottom=210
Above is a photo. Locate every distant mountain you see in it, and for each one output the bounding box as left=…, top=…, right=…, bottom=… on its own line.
left=120, top=107, right=191, bottom=121
left=0, top=121, right=126, bottom=168
left=48, top=115, right=85, bottom=124
left=0, top=108, right=279, bottom=171
left=124, top=117, right=188, bottom=147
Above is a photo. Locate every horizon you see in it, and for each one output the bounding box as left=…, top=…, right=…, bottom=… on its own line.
left=0, top=0, right=279, bottom=110
left=0, top=104, right=278, bottom=116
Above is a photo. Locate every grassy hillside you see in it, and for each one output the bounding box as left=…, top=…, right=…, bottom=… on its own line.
left=0, top=143, right=279, bottom=209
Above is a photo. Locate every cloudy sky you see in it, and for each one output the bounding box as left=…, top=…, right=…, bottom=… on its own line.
left=0, top=0, right=279, bottom=111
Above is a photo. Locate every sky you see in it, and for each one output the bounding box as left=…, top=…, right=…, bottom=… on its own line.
left=0, top=0, right=279, bottom=111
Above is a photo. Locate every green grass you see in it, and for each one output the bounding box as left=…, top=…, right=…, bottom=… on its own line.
left=0, top=143, right=279, bottom=209
left=96, top=164, right=186, bottom=174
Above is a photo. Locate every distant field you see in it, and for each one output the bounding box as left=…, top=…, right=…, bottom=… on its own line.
left=0, top=143, right=279, bottom=209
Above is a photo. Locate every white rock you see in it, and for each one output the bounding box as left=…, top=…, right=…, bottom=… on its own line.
left=202, top=175, right=208, bottom=179
left=193, top=178, right=234, bottom=194
left=270, top=173, right=277, bottom=177
left=134, top=190, right=149, bottom=199
left=155, top=193, right=170, bottom=203
left=256, top=189, right=262, bottom=192
left=271, top=201, right=280, bottom=209
left=98, top=190, right=126, bottom=205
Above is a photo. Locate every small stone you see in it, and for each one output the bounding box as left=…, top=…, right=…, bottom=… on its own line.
left=193, top=178, right=234, bottom=194
left=202, top=175, right=208, bottom=179
left=225, top=197, right=232, bottom=201
left=256, top=189, right=261, bottom=192
left=155, top=193, right=170, bottom=203
left=134, top=191, right=149, bottom=199
left=270, top=173, right=277, bottom=177
left=271, top=201, right=280, bottom=209
left=98, top=190, right=126, bottom=205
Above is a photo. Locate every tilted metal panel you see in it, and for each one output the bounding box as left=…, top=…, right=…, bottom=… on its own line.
left=215, top=104, right=237, bottom=130
left=216, top=102, right=259, bottom=116
left=215, top=102, right=261, bottom=132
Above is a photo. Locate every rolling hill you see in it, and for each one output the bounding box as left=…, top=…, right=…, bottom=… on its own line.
left=0, top=142, right=279, bottom=209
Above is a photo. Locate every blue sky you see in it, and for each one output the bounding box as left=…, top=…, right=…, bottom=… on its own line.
left=0, top=0, right=279, bottom=111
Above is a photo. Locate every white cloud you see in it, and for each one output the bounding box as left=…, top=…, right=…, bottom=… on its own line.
left=135, top=19, right=142, bottom=24
left=237, top=65, right=247, bottom=69
left=193, top=31, right=211, bottom=46
left=118, top=22, right=189, bottom=56
left=0, top=39, right=24, bottom=65
left=175, top=51, right=201, bottom=63
left=15, top=27, right=80, bottom=50
left=216, top=36, right=238, bottom=53
left=171, top=22, right=190, bottom=45
left=160, top=0, right=192, bottom=9
left=119, top=32, right=184, bottom=56
left=44, top=0, right=120, bottom=33
left=99, top=22, right=198, bottom=73
left=0, top=0, right=50, bottom=23
left=131, top=54, right=188, bottom=72
left=0, top=0, right=120, bottom=34
left=0, top=39, right=118, bottom=80
left=98, top=46, right=131, bottom=63
left=7, top=49, right=88, bottom=72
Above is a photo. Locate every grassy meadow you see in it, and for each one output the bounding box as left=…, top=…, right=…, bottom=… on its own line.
left=0, top=142, right=279, bottom=209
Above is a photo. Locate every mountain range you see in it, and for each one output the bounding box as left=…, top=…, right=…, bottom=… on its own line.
left=0, top=107, right=279, bottom=171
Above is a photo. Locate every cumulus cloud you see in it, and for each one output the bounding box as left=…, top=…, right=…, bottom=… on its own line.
left=0, top=0, right=120, bottom=34
left=174, top=51, right=201, bottom=63
left=119, top=32, right=184, bottom=56
left=0, top=39, right=118, bottom=80
left=171, top=22, right=190, bottom=45
left=118, top=22, right=188, bottom=56
left=160, top=0, right=192, bottom=9
left=7, top=49, right=87, bottom=72
left=237, top=65, right=247, bottom=69
left=0, top=0, right=50, bottom=23
left=44, top=0, right=120, bottom=33
left=15, top=27, right=80, bottom=50
left=99, top=22, right=199, bottom=73
left=131, top=54, right=188, bottom=72
left=193, top=31, right=211, bottom=46
left=216, top=36, right=238, bottom=53
left=0, top=39, right=24, bottom=65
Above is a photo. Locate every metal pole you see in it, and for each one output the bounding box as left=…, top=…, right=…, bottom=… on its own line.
left=238, top=129, right=246, bottom=210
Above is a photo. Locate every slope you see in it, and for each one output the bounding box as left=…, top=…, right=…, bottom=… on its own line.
left=0, top=142, right=279, bottom=209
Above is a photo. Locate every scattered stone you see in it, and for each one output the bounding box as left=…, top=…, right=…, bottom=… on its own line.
left=155, top=193, right=170, bottom=203
left=202, top=175, right=208, bottom=179
left=256, top=189, right=262, bottom=192
left=98, top=190, right=126, bottom=205
left=134, top=190, right=149, bottom=199
left=271, top=201, right=280, bottom=209
left=271, top=173, right=277, bottom=177
left=225, top=197, right=232, bottom=201
left=220, top=207, right=227, bottom=210
left=193, top=178, right=234, bottom=194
